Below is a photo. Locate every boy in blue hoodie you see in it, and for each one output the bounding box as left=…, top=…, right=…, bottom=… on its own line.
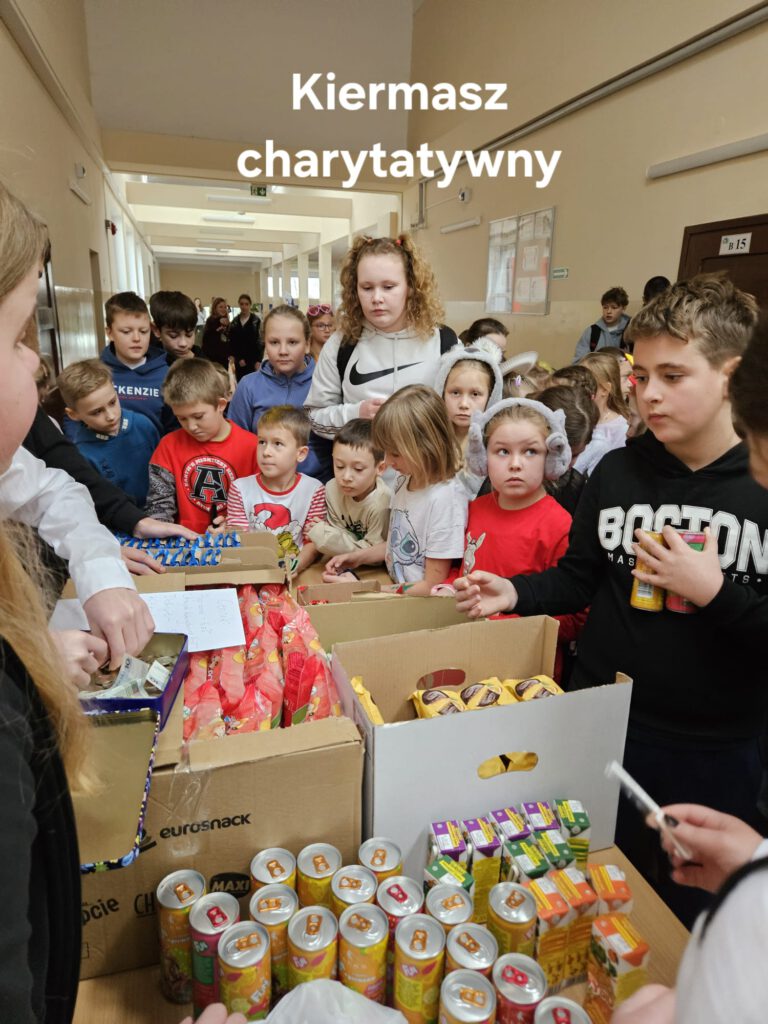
left=228, top=304, right=331, bottom=481
left=99, top=291, right=173, bottom=433
left=58, top=358, right=159, bottom=506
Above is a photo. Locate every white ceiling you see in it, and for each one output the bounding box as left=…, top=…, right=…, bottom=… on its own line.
left=84, top=0, right=414, bottom=153
left=85, top=1, right=413, bottom=269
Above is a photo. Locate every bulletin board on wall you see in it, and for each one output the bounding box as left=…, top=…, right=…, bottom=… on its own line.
left=485, top=207, right=555, bottom=315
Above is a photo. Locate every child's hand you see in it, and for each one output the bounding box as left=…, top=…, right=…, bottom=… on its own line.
left=651, top=803, right=764, bottom=893
left=50, top=629, right=109, bottom=689
left=454, top=572, right=517, bottom=618
left=207, top=515, right=228, bottom=534
left=325, top=551, right=361, bottom=574
left=359, top=397, right=385, bottom=420
left=632, top=526, right=723, bottom=607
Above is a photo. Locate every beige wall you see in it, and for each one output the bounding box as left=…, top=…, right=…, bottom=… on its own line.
left=406, top=12, right=768, bottom=368
left=158, top=265, right=262, bottom=308
left=0, top=11, right=155, bottom=364
left=0, top=19, right=109, bottom=362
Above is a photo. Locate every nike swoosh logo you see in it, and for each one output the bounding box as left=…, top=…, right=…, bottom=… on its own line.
left=349, top=360, right=421, bottom=385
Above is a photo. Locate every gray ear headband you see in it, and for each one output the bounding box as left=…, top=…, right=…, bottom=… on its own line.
left=466, top=398, right=572, bottom=481
left=433, top=343, right=503, bottom=408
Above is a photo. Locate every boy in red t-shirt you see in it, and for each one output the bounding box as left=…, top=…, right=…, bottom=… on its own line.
left=145, top=359, right=257, bottom=532
left=459, top=398, right=587, bottom=680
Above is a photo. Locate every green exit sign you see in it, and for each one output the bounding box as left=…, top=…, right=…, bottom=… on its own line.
left=250, top=185, right=268, bottom=197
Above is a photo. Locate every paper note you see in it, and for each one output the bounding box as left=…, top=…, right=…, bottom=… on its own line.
left=50, top=588, right=245, bottom=653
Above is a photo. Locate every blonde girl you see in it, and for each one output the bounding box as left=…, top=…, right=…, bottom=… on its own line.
left=324, top=385, right=468, bottom=595
left=434, top=343, right=502, bottom=496
left=0, top=182, right=95, bottom=1021
left=575, top=350, right=629, bottom=473
left=305, top=234, right=458, bottom=436
left=460, top=398, right=584, bottom=680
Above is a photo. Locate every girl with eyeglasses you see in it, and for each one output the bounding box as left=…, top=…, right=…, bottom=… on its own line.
left=306, top=303, right=335, bottom=363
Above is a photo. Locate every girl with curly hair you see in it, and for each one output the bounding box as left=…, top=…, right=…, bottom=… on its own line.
left=305, top=234, right=458, bottom=437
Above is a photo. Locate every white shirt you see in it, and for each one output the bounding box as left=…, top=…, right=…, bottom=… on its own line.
left=0, top=447, right=133, bottom=604
left=386, top=475, right=468, bottom=584
left=675, top=838, right=768, bottom=1023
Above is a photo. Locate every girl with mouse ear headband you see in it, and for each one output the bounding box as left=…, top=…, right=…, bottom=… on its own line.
left=466, top=397, right=572, bottom=482
left=443, top=396, right=583, bottom=684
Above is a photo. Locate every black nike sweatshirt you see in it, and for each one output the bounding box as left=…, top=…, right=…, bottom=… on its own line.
left=511, top=432, right=768, bottom=743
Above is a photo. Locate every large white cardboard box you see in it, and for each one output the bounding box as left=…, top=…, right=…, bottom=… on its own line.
left=332, top=616, right=632, bottom=876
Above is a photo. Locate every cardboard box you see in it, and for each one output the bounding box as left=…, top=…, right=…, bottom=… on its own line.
left=296, top=579, right=384, bottom=605
left=331, top=616, right=632, bottom=876
left=307, top=594, right=466, bottom=651
left=79, top=716, right=363, bottom=979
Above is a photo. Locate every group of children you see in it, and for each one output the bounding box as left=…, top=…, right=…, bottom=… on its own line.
left=53, top=274, right=630, bottom=621
left=51, top=246, right=768, bottom=938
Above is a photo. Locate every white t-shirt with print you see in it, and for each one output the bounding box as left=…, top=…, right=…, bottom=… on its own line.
left=385, top=474, right=468, bottom=584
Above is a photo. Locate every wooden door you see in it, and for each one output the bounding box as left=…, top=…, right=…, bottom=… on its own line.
left=677, top=214, right=768, bottom=310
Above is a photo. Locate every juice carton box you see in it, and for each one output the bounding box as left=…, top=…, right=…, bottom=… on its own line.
left=501, top=837, right=549, bottom=883
left=551, top=867, right=598, bottom=983
left=424, top=856, right=475, bottom=899
left=584, top=913, right=650, bottom=1024
left=522, top=801, right=558, bottom=833
left=429, top=819, right=468, bottom=865
left=525, top=875, right=574, bottom=989
left=536, top=828, right=574, bottom=871
left=462, top=816, right=501, bottom=924
left=489, top=806, right=531, bottom=845
left=554, top=798, right=591, bottom=868
left=587, top=863, right=634, bottom=916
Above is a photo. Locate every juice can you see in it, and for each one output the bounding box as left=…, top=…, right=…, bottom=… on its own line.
left=190, top=892, right=240, bottom=1014
left=393, top=913, right=445, bottom=1024
left=493, top=953, right=547, bottom=1024
left=445, top=923, right=498, bottom=976
left=339, top=903, right=389, bottom=1003
left=218, top=921, right=271, bottom=1021
left=487, top=883, right=537, bottom=958
left=249, top=848, right=297, bottom=892
left=286, top=905, right=338, bottom=989
left=534, top=996, right=591, bottom=1023
left=359, top=837, right=403, bottom=882
left=439, top=968, right=497, bottom=1024
left=249, top=882, right=298, bottom=997
left=330, top=864, right=378, bottom=918
left=630, top=531, right=664, bottom=611
left=157, top=868, right=206, bottom=1004
left=666, top=532, right=706, bottom=613
left=425, top=883, right=474, bottom=933
left=296, top=843, right=341, bottom=908
left=377, top=875, right=424, bottom=1003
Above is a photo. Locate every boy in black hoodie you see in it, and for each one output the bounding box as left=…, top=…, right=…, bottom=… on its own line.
left=456, top=274, right=767, bottom=927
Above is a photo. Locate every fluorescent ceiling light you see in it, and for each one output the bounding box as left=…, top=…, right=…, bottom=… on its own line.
left=207, top=193, right=271, bottom=204
left=195, top=247, right=229, bottom=254
left=202, top=214, right=256, bottom=224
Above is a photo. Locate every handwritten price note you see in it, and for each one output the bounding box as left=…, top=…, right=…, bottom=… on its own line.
left=50, top=588, right=245, bottom=652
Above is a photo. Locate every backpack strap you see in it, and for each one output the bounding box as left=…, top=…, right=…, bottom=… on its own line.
left=589, top=323, right=601, bottom=352
left=439, top=324, right=458, bottom=353
left=336, top=338, right=355, bottom=383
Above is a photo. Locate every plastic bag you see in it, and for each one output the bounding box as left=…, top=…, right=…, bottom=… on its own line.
left=265, top=979, right=407, bottom=1023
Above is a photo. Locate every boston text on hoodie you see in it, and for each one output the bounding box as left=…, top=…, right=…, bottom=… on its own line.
left=100, top=342, right=173, bottom=433
left=510, top=431, right=768, bottom=744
